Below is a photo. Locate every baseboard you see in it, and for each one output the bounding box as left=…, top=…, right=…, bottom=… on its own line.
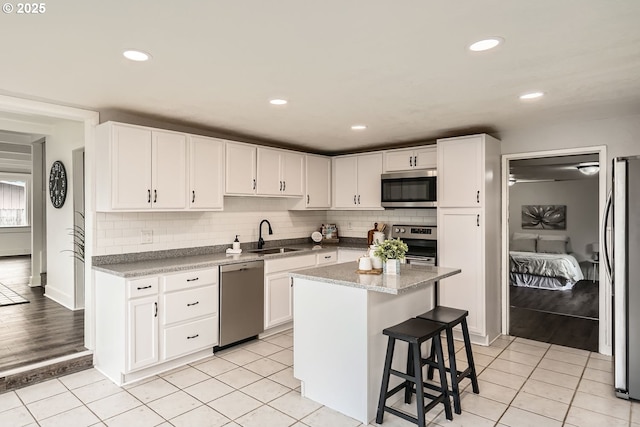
left=44, top=286, right=74, bottom=310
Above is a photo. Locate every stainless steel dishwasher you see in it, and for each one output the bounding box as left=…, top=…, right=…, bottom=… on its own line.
left=218, top=260, right=265, bottom=347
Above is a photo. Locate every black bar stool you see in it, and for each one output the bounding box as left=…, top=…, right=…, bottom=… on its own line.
left=417, top=306, right=479, bottom=415
left=376, top=318, right=453, bottom=427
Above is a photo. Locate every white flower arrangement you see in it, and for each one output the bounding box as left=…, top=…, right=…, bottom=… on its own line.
left=373, top=238, right=408, bottom=262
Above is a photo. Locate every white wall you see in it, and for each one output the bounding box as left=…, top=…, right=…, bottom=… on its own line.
left=508, top=179, right=599, bottom=261
left=45, top=120, right=85, bottom=308
left=0, top=227, right=30, bottom=256
left=95, top=197, right=326, bottom=255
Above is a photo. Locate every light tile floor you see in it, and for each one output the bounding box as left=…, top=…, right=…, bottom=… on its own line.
left=0, top=331, right=637, bottom=427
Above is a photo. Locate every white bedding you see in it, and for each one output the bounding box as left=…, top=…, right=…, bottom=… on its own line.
left=509, top=251, right=584, bottom=290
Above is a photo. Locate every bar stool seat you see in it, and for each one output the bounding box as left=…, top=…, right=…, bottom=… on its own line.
left=376, top=318, right=453, bottom=427
left=417, top=306, right=479, bottom=415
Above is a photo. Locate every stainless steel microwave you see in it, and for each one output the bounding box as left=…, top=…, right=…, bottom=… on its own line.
left=380, top=170, right=437, bottom=208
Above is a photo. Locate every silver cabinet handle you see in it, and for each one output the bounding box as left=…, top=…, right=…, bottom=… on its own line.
left=324, top=255, right=331, bottom=259
left=358, top=195, right=360, bottom=204
left=280, top=181, right=283, bottom=191
left=192, top=190, right=195, bottom=203
left=154, top=189, right=157, bottom=203
left=477, top=214, right=480, bottom=227
left=187, top=301, right=199, bottom=307
left=410, top=156, right=413, bottom=167
left=354, top=195, right=356, bottom=204
left=137, top=285, right=152, bottom=290
left=187, top=334, right=199, bottom=339
left=283, top=181, right=286, bottom=191
left=253, top=179, right=256, bottom=190
left=186, top=277, right=199, bottom=282
left=154, top=302, right=158, bottom=317
left=147, top=189, right=151, bottom=203
left=307, top=195, right=310, bottom=204
left=414, top=156, right=417, bottom=166
left=476, top=190, right=480, bottom=203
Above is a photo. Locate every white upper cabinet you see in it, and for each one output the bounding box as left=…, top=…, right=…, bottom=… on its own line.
left=96, top=122, right=187, bottom=211
left=305, top=155, right=331, bottom=208
left=333, top=153, right=382, bottom=209
left=437, top=135, right=485, bottom=208
left=189, top=136, right=224, bottom=210
left=225, top=141, right=257, bottom=195
left=256, top=147, right=304, bottom=196
left=384, top=146, right=437, bottom=172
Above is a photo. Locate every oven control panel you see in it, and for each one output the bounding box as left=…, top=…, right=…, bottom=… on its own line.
left=391, top=225, right=437, bottom=240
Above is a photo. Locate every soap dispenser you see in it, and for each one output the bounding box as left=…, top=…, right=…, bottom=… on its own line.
left=233, top=235, right=240, bottom=250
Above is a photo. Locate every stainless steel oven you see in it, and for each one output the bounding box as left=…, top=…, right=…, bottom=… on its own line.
left=381, top=170, right=437, bottom=208
left=390, top=224, right=437, bottom=266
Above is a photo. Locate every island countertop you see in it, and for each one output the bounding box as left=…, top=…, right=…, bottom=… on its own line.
left=290, top=262, right=461, bottom=295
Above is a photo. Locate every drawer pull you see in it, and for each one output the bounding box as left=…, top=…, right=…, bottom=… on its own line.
left=137, top=285, right=152, bottom=290
left=154, top=302, right=158, bottom=317
left=187, top=334, right=199, bottom=339
left=186, top=277, right=199, bottom=282
left=324, top=255, right=331, bottom=259
left=187, top=301, right=200, bottom=307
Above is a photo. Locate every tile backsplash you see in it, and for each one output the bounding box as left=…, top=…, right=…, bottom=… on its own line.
left=95, top=197, right=436, bottom=256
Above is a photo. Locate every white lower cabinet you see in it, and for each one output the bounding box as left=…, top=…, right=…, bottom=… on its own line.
left=95, top=267, right=218, bottom=385
left=337, top=248, right=365, bottom=264
left=264, top=251, right=338, bottom=330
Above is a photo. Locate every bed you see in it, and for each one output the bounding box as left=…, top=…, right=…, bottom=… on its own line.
left=509, top=251, right=584, bottom=290
left=509, top=233, right=584, bottom=290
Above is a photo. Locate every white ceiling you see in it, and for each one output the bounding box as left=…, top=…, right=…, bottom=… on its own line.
left=2, top=1, right=640, bottom=154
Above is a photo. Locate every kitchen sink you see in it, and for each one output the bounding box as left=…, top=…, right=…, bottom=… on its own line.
left=248, top=247, right=303, bottom=255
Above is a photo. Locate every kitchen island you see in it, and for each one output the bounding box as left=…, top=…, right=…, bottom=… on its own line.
left=290, top=262, right=461, bottom=424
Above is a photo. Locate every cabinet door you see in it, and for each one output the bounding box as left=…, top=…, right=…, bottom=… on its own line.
left=356, top=153, right=382, bottom=208
left=437, top=209, right=484, bottom=336
left=256, top=147, right=282, bottom=195
left=338, top=249, right=364, bottom=264
left=384, top=149, right=414, bottom=172
left=225, top=142, right=256, bottom=195
left=189, top=136, right=224, bottom=210
left=438, top=136, right=483, bottom=207
left=333, top=156, right=358, bottom=207
left=414, top=146, right=437, bottom=169
left=265, top=273, right=293, bottom=329
left=152, top=131, right=187, bottom=209
left=127, top=296, right=159, bottom=371
left=281, top=151, right=304, bottom=196
left=111, top=125, right=152, bottom=209
left=305, top=155, right=331, bottom=208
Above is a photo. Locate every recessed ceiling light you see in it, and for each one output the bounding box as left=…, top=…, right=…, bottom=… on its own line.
left=351, top=125, right=367, bottom=131
left=269, top=99, right=288, bottom=105
left=123, top=50, right=151, bottom=62
left=519, top=91, right=545, bottom=100
left=469, top=37, right=503, bottom=52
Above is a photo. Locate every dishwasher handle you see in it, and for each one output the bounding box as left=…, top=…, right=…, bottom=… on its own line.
left=220, top=260, right=264, bottom=273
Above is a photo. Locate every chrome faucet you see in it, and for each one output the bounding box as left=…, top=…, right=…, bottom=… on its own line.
left=258, top=219, right=273, bottom=249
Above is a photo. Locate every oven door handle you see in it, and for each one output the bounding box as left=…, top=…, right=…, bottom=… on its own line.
left=405, top=256, right=436, bottom=266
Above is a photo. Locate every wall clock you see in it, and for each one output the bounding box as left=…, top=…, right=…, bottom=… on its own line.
left=49, top=160, right=67, bottom=208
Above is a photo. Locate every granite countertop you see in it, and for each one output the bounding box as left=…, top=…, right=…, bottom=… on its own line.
left=290, top=262, right=461, bottom=295
left=92, top=242, right=367, bottom=278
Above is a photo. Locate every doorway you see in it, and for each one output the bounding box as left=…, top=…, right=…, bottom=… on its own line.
left=501, top=146, right=610, bottom=354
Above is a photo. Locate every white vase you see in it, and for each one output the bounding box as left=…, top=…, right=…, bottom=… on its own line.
left=384, top=259, right=400, bottom=275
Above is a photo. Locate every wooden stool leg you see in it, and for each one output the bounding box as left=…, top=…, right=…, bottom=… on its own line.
left=426, top=338, right=436, bottom=380
left=376, top=337, right=396, bottom=424
left=461, top=319, right=480, bottom=394
left=412, top=342, right=427, bottom=427
left=433, top=334, right=453, bottom=421
left=445, top=328, right=462, bottom=414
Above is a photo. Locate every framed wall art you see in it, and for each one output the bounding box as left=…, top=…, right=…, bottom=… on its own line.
left=521, top=205, right=566, bottom=230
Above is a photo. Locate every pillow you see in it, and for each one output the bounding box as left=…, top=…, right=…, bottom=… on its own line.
left=511, top=238, right=536, bottom=252
left=538, top=234, right=568, bottom=242
left=537, top=239, right=566, bottom=254
left=513, top=232, right=539, bottom=240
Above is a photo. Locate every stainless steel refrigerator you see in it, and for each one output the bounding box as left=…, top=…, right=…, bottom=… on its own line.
left=605, top=156, right=640, bottom=399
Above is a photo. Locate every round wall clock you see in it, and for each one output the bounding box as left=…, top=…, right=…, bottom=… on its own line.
left=49, top=160, right=67, bottom=208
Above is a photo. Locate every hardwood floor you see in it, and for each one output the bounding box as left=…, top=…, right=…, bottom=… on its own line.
left=509, top=280, right=599, bottom=352
left=0, top=256, right=86, bottom=372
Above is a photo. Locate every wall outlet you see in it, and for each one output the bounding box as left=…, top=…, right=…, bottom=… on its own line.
left=348, top=222, right=353, bottom=230
left=141, top=230, right=153, bottom=244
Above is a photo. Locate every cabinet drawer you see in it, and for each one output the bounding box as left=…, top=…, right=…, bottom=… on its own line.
left=265, top=254, right=317, bottom=274
left=162, top=268, right=218, bottom=292
left=163, top=315, right=217, bottom=360
left=127, top=277, right=159, bottom=298
left=163, top=285, right=217, bottom=325
left=317, top=251, right=338, bottom=265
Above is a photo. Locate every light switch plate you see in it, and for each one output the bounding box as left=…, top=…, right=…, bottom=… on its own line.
left=141, top=229, right=153, bottom=244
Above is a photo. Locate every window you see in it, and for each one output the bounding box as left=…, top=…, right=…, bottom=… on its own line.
left=0, top=174, right=29, bottom=227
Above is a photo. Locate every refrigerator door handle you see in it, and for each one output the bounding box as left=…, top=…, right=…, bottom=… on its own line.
left=603, top=189, right=613, bottom=281
left=613, top=158, right=628, bottom=394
